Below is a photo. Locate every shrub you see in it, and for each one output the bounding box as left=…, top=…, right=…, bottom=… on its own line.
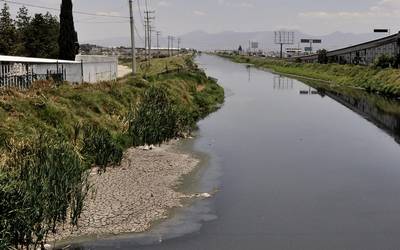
left=129, top=85, right=176, bottom=146
left=80, top=124, right=123, bottom=172
left=317, top=49, right=329, bottom=64
left=374, top=54, right=394, bottom=69
left=129, top=85, right=196, bottom=146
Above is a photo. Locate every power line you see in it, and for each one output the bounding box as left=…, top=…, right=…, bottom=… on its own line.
left=136, top=0, right=146, bottom=28
left=76, top=21, right=128, bottom=24
left=134, top=23, right=144, bottom=42
left=0, top=0, right=130, bottom=19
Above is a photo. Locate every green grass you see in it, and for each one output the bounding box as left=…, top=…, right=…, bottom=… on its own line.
left=217, top=53, right=400, bottom=97
left=120, top=55, right=190, bottom=78
left=0, top=55, right=223, bottom=148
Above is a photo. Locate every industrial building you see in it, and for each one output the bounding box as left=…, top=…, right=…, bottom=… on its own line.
left=297, top=32, right=400, bottom=65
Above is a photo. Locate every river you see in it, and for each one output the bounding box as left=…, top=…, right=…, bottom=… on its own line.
left=69, top=54, right=400, bottom=250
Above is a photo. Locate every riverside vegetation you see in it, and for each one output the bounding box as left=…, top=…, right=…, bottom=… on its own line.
left=0, top=55, right=224, bottom=249
left=217, top=53, right=400, bottom=97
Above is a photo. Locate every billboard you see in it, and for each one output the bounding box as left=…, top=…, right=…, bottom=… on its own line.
left=304, top=47, right=312, bottom=52
left=251, top=42, right=259, bottom=49
left=274, top=31, right=295, bottom=44
left=374, top=29, right=389, bottom=33
left=301, top=39, right=322, bottom=44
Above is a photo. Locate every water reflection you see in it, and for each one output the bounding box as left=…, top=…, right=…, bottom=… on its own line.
left=246, top=65, right=251, bottom=82
left=302, top=78, right=400, bottom=144
left=299, top=87, right=319, bottom=95
left=273, top=75, right=293, bottom=90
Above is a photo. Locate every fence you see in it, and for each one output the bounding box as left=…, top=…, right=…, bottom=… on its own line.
left=0, top=55, right=118, bottom=90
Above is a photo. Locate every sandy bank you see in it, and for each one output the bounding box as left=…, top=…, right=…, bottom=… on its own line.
left=51, top=140, right=200, bottom=243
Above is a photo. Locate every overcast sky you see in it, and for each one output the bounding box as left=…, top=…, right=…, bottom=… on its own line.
left=5, top=0, right=400, bottom=42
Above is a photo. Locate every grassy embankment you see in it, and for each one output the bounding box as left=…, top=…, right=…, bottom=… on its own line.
left=217, top=53, right=400, bottom=97
left=0, top=54, right=224, bottom=249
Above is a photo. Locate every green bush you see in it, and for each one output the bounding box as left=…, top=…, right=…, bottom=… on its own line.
left=317, top=49, right=328, bottom=64
left=374, top=54, right=394, bottom=69
left=80, top=124, right=123, bottom=172
left=193, top=77, right=225, bottom=119
left=0, top=135, right=88, bottom=249
left=129, top=85, right=197, bottom=146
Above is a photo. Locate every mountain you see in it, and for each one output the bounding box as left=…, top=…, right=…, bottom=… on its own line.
left=178, top=30, right=383, bottom=51
left=83, top=30, right=386, bottom=52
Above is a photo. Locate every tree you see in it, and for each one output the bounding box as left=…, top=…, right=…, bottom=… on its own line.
left=0, top=3, right=17, bottom=55
left=25, top=13, right=60, bottom=58
left=14, top=6, right=31, bottom=56
left=15, top=6, right=30, bottom=30
left=58, top=0, right=79, bottom=60
left=317, top=49, right=328, bottom=64
left=374, top=54, right=394, bottom=69
left=238, top=45, right=243, bottom=52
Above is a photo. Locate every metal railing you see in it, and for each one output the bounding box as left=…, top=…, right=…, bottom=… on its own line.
left=0, top=70, right=64, bottom=90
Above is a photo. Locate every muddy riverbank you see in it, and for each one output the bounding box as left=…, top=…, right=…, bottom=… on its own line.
left=49, top=140, right=202, bottom=246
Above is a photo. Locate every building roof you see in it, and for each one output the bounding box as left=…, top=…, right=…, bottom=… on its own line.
left=0, top=55, right=79, bottom=64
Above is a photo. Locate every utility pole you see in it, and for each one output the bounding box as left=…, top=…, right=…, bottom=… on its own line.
left=128, top=0, right=136, bottom=75
left=149, top=26, right=154, bottom=56
left=171, top=36, right=175, bottom=56
left=156, top=31, right=161, bottom=54
left=168, top=36, right=171, bottom=56
left=144, top=19, right=148, bottom=60
left=144, top=10, right=155, bottom=64
left=177, top=38, right=181, bottom=55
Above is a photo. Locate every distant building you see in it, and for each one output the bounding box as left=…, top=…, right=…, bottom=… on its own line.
left=286, top=48, right=302, bottom=58
left=295, top=32, right=400, bottom=65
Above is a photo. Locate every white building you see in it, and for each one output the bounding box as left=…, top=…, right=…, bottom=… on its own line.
left=0, top=55, right=118, bottom=89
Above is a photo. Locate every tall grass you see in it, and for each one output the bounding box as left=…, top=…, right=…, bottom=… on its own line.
left=0, top=135, right=89, bottom=249
left=80, top=124, right=123, bottom=172
left=129, top=85, right=196, bottom=146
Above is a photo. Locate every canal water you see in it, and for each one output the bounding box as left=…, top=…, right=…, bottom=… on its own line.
left=70, top=55, right=400, bottom=250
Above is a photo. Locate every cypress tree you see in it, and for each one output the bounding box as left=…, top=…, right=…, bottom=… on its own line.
left=58, top=0, right=79, bottom=60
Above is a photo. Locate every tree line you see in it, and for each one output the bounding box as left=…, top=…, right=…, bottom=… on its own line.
left=0, top=0, right=79, bottom=60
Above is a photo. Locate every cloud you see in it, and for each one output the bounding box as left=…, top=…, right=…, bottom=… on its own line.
left=299, top=0, right=400, bottom=19
left=217, top=1, right=254, bottom=8
left=95, top=11, right=121, bottom=17
left=193, top=10, right=207, bottom=16
left=158, top=1, right=171, bottom=7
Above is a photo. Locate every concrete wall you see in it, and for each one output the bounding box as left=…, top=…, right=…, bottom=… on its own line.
left=76, top=55, right=118, bottom=83
left=32, top=55, right=118, bottom=84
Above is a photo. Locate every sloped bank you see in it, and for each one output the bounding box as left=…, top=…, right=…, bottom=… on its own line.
left=217, top=53, right=400, bottom=97
left=0, top=55, right=224, bottom=249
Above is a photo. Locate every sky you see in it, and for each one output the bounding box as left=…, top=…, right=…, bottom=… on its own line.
left=4, top=0, right=400, bottom=42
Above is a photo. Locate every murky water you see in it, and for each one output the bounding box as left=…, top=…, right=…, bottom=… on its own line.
left=69, top=55, right=400, bottom=250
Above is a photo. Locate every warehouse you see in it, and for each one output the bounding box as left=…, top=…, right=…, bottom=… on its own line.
left=297, top=32, right=400, bottom=65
